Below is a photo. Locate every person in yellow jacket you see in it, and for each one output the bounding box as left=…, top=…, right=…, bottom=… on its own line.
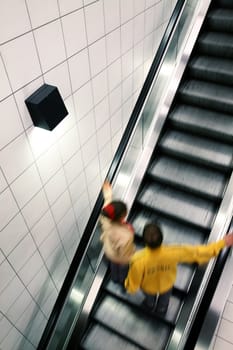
left=125, top=222, right=233, bottom=314
left=100, top=181, right=135, bottom=285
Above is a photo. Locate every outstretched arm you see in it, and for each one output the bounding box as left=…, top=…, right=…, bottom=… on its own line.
left=102, top=181, right=112, bottom=206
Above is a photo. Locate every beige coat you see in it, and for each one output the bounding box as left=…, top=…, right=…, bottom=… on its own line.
left=100, top=183, right=135, bottom=264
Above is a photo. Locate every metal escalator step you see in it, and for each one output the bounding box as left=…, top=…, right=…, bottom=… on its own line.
left=197, top=32, right=233, bottom=59
left=169, top=104, right=233, bottom=142
left=131, top=210, right=206, bottom=245
left=160, top=130, right=233, bottom=171
left=178, top=79, right=233, bottom=114
left=81, top=323, right=143, bottom=350
left=92, top=295, right=171, bottom=350
left=149, top=156, right=227, bottom=200
left=207, top=9, right=233, bottom=33
left=138, top=183, right=216, bottom=229
left=188, top=56, right=233, bottom=85
left=105, top=280, right=182, bottom=324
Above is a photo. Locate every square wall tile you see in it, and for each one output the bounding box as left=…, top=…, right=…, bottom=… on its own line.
left=0, top=275, right=24, bottom=314
left=21, top=190, right=49, bottom=229
left=1, top=33, right=41, bottom=92
left=27, top=265, right=51, bottom=298
left=73, top=82, right=94, bottom=120
left=0, top=96, right=24, bottom=150
left=57, top=208, right=77, bottom=240
left=78, top=110, right=96, bottom=145
left=0, top=260, right=16, bottom=294
left=110, top=108, right=122, bottom=134
left=64, top=150, right=84, bottom=185
left=0, top=0, right=31, bottom=44
left=89, top=37, right=107, bottom=77
left=36, top=143, right=62, bottom=184
left=1, top=213, right=28, bottom=256
left=92, top=70, right=108, bottom=105
left=18, top=250, right=45, bottom=286
left=62, top=9, right=87, bottom=57
left=109, top=85, right=122, bottom=116
left=0, top=133, right=34, bottom=184
left=34, top=20, right=66, bottom=73
left=106, top=29, right=121, bottom=65
left=0, top=55, right=11, bottom=101
left=8, top=233, right=37, bottom=272
left=213, top=337, right=233, bottom=350
left=120, top=0, right=133, bottom=24
left=81, top=135, right=98, bottom=167
left=0, top=168, right=7, bottom=193
left=134, top=0, right=146, bottom=15
left=103, top=0, right=120, bottom=33
left=0, top=188, right=18, bottom=231
left=11, top=164, right=42, bottom=208
left=134, top=13, right=145, bottom=44
left=45, top=168, right=67, bottom=205
left=51, top=190, right=72, bottom=222
left=68, top=49, right=91, bottom=92
left=121, top=20, right=133, bottom=54
left=84, top=1, right=105, bottom=44
left=122, top=49, right=133, bottom=79
left=7, top=289, right=32, bottom=324
left=31, top=210, right=55, bottom=246
left=94, top=97, right=109, bottom=130
left=145, top=7, right=155, bottom=36
left=0, top=315, right=13, bottom=343
left=108, top=58, right=122, bottom=92
left=217, top=318, right=233, bottom=344
left=69, top=171, right=87, bottom=204
left=96, top=121, right=111, bottom=151
left=44, top=62, right=71, bottom=100
left=58, top=127, right=80, bottom=164
left=85, top=156, right=100, bottom=184
left=58, top=0, right=83, bottom=15
left=39, top=228, right=60, bottom=261
left=26, top=0, right=59, bottom=28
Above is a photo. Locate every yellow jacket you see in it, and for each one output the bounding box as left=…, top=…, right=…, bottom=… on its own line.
left=125, top=240, right=225, bottom=294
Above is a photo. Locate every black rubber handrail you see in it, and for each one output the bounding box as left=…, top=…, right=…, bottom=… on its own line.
left=37, top=1, right=186, bottom=349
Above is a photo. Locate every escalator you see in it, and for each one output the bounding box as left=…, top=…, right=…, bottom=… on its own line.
left=78, top=0, right=233, bottom=349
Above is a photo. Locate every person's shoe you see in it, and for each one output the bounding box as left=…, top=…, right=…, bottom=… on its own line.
left=154, top=307, right=167, bottom=317
left=141, top=299, right=154, bottom=312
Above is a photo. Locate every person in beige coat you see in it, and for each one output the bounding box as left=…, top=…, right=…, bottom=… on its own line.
left=100, top=181, right=135, bottom=285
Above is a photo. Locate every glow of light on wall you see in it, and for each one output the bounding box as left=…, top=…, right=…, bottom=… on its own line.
left=28, top=126, right=56, bottom=158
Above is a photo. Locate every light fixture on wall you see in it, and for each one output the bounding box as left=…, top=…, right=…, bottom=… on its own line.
left=25, top=84, right=68, bottom=131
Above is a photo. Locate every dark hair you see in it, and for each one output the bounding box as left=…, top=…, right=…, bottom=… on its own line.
left=101, top=200, right=127, bottom=222
left=143, top=223, right=163, bottom=249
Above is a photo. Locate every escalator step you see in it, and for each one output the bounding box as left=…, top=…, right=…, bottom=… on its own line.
left=131, top=211, right=206, bottom=245
left=160, top=129, right=233, bottom=171
left=81, top=323, right=143, bottom=350
left=92, top=295, right=171, bottom=350
left=178, top=79, right=233, bottom=114
left=169, top=104, right=233, bottom=142
left=149, top=155, right=227, bottom=200
left=197, top=32, right=233, bottom=59
left=105, top=280, right=182, bottom=324
left=138, top=182, right=216, bottom=229
left=207, top=9, right=233, bottom=33
left=188, top=56, right=233, bottom=86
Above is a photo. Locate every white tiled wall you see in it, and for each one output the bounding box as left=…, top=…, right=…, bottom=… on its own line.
left=0, top=0, right=176, bottom=348
left=210, top=285, right=233, bottom=350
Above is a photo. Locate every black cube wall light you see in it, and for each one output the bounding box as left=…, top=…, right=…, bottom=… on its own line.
left=25, top=84, right=68, bottom=131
